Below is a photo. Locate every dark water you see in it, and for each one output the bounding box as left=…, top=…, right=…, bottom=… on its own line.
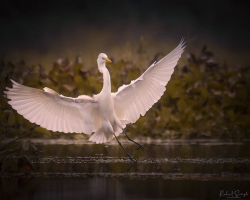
left=1, top=139, right=250, bottom=199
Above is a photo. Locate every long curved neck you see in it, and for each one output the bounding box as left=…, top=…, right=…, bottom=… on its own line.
left=101, top=66, right=111, bottom=94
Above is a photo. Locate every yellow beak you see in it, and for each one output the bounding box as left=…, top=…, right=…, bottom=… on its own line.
left=103, top=57, right=112, bottom=63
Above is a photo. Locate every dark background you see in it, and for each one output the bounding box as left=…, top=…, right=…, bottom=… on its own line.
left=0, top=3, right=249, bottom=199
left=1, top=0, right=250, bottom=67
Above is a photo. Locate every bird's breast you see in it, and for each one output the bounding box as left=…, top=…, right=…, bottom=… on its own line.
left=98, top=94, right=115, bottom=120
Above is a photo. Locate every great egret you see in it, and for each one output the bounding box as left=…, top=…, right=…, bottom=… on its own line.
left=5, top=39, right=185, bottom=162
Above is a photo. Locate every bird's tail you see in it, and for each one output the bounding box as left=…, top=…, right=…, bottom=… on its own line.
left=89, top=128, right=113, bottom=144
left=89, top=119, right=129, bottom=144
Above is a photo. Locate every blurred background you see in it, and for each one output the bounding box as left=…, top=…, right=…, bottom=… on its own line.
left=1, top=0, right=250, bottom=67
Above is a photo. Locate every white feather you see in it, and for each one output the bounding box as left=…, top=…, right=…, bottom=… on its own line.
left=5, top=80, right=99, bottom=134
left=113, top=39, right=185, bottom=123
left=5, top=40, right=185, bottom=145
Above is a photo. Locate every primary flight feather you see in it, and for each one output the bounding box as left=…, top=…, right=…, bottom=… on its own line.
left=5, top=39, right=185, bottom=160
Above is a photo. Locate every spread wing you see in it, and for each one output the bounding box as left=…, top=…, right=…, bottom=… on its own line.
left=5, top=80, right=101, bottom=134
left=113, top=39, right=185, bottom=123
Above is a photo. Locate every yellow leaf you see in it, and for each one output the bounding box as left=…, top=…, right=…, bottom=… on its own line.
left=170, top=114, right=179, bottom=122
left=177, top=99, right=187, bottom=111
left=34, top=127, right=52, bottom=137
left=74, top=75, right=85, bottom=89
left=73, top=64, right=83, bottom=75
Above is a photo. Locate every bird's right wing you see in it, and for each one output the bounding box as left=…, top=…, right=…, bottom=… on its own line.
left=5, top=80, right=101, bottom=134
left=113, top=39, right=185, bottom=123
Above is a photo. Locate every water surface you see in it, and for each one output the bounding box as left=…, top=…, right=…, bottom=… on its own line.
left=1, top=139, right=249, bottom=199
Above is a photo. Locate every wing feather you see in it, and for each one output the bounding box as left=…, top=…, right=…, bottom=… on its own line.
left=5, top=80, right=100, bottom=134
left=113, top=39, right=185, bottom=123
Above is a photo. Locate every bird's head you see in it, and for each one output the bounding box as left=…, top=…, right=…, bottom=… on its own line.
left=97, top=53, right=112, bottom=73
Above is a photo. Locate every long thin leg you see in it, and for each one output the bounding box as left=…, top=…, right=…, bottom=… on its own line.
left=113, top=132, right=136, bottom=162
left=123, top=129, right=147, bottom=152
left=127, top=161, right=136, bottom=173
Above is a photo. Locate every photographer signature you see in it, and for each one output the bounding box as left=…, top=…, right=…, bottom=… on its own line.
left=220, top=190, right=248, bottom=198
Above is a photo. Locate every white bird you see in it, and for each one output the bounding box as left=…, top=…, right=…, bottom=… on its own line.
left=5, top=39, right=185, bottom=161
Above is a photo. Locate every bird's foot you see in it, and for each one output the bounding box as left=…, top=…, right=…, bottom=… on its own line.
left=127, top=161, right=137, bottom=173
left=122, top=129, right=147, bottom=153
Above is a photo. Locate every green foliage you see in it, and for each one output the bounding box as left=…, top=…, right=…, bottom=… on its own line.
left=34, top=127, right=52, bottom=137
left=0, top=45, right=249, bottom=141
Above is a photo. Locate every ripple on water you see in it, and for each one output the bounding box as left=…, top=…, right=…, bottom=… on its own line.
left=8, top=155, right=250, bottom=164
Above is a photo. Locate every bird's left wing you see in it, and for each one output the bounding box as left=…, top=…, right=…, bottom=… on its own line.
left=5, top=80, right=101, bottom=134
left=113, top=39, right=185, bottom=123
